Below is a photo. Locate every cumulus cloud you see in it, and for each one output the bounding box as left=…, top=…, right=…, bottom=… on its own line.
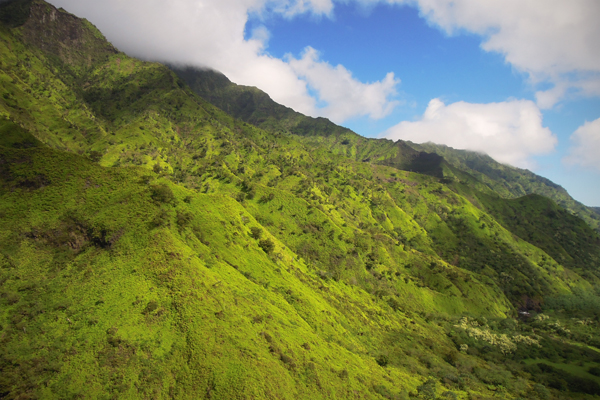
left=368, top=0, right=600, bottom=109
left=384, top=98, right=557, bottom=169
left=288, top=47, right=400, bottom=122
left=47, top=0, right=398, bottom=123
left=564, top=118, right=600, bottom=171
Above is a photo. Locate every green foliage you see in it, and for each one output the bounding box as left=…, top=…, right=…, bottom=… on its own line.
left=1, top=3, right=599, bottom=399
left=176, top=209, right=193, bottom=228
left=0, top=0, right=33, bottom=28
left=258, top=238, right=275, bottom=254
left=86, top=150, right=103, bottom=162
left=152, top=209, right=171, bottom=228
left=524, top=362, right=600, bottom=395
left=0, top=117, right=43, bottom=149
left=416, top=378, right=437, bottom=399
left=150, top=184, right=175, bottom=204
left=589, top=366, right=600, bottom=377
left=544, top=287, right=600, bottom=317
left=410, top=141, right=600, bottom=231
left=250, top=226, right=263, bottom=240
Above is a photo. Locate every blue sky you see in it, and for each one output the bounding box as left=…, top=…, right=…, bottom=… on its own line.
left=250, top=2, right=600, bottom=206
left=49, top=0, right=600, bottom=206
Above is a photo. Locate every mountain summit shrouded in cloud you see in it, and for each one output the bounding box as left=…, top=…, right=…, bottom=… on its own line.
left=384, top=98, right=557, bottom=169
left=46, top=0, right=600, bottom=205
left=46, top=0, right=600, bottom=115
left=45, top=0, right=401, bottom=123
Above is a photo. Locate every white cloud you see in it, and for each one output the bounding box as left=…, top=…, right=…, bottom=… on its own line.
left=384, top=98, right=557, bottom=169
left=288, top=47, right=400, bottom=122
left=372, top=0, right=600, bottom=108
left=564, top=118, right=600, bottom=171
left=47, top=0, right=398, bottom=123
left=266, top=0, right=335, bottom=17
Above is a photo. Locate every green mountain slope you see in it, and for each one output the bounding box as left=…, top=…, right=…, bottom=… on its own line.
left=172, top=66, right=448, bottom=178
left=409, top=142, right=600, bottom=232
left=1, top=133, right=433, bottom=399
left=172, top=67, right=600, bottom=232
left=171, top=66, right=600, bottom=304
left=1, top=1, right=600, bottom=399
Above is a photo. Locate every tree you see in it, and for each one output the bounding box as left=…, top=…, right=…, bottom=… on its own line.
left=150, top=184, right=175, bottom=204
left=250, top=227, right=262, bottom=240
left=417, top=379, right=437, bottom=400
left=87, top=150, right=103, bottom=162
left=259, top=239, right=274, bottom=254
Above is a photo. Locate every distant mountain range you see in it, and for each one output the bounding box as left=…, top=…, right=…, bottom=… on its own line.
left=1, top=1, right=599, bottom=398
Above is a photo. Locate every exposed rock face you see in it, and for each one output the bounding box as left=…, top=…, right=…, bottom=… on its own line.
left=21, top=0, right=118, bottom=70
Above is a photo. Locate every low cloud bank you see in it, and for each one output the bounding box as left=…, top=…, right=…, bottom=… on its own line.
left=47, top=0, right=600, bottom=121
left=384, top=98, right=557, bottom=169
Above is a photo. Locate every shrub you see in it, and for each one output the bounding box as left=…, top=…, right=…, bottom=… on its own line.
left=150, top=184, right=175, bottom=204
left=375, top=354, right=388, bottom=367
left=144, top=301, right=158, bottom=314
left=250, top=227, right=262, bottom=240
left=87, top=150, right=103, bottom=162
left=589, top=366, right=600, bottom=377
left=372, top=384, right=396, bottom=399
left=444, top=350, right=459, bottom=366
left=259, top=193, right=275, bottom=203
left=280, top=354, right=296, bottom=369
left=235, top=192, right=246, bottom=203
left=417, top=379, right=438, bottom=400
left=152, top=209, right=171, bottom=228
left=259, top=239, right=274, bottom=254
left=176, top=210, right=193, bottom=228
left=441, top=391, right=458, bottom=399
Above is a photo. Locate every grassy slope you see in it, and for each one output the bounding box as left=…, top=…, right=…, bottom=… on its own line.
left=1, top=1, right=600, bottom=398
left=0, top=142, right=412, bottom=398
left=171, top=69, right=599, bottom=305
left=476, top=194, right=600, bottom=279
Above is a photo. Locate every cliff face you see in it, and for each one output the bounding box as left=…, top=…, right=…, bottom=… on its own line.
left=20, top=0, right=117, bottom=72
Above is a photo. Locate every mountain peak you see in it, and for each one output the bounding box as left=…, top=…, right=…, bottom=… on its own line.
left=1, top=0, right=118, bottom=71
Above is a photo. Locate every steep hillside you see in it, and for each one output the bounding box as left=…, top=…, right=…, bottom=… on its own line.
left=172, top=66, right=448, bottom=178
left=173, top=67, right=600, bottom=232
left=1, top=126, right=439, bottom=399
left=1, top=1, right=600, bottom=399
left=409, top=142, right=600, bottom=231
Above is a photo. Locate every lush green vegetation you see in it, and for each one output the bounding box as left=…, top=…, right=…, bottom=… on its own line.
left=173, top=67, right=600, bottom=232
left=408, top=142, right=600, bottom=232
left=1, top=1, right=599, bottom=398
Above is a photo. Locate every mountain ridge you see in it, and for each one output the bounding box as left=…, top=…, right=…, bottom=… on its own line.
left=171, top=66, right=599, bottom=231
